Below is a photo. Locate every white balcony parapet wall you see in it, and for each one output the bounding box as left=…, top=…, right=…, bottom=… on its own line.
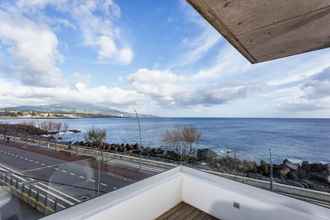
left=42, top=166, right=330, bottom=220
left=42, top=167, right=182, bottom=220
left=181, top=167, right=330, bottom=220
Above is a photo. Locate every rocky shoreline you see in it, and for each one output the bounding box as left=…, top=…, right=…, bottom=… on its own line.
left=1, top=123, right=329, bottom=193
left=73, top=141, right=330, bottom=193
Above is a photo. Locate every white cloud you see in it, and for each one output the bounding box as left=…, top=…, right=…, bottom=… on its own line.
left=128, top=68, right=257, bottom=107
left=14, top=0, right=133, bottom=65
left=16, top=0, right=57, bottom=9
left=0, top=78, right=143, bottom=107
left=69, top=0, right=133, bottom=64
left=97, top=35, right=134, bottom=64
left=193, top=45, right=250, bottom=81
left=274, top=67, right=330, bottom=113
left=0, top=8, right=63, bottom=86
left=127, top=45, right=252, bottom=107
left=180, top=28, right=220, bottom=66
left=118, top=47, right=134, bottom=65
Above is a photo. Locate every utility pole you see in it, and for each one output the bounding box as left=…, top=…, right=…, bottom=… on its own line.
left=134, top=109, right=142, bottom=170
left=269, top=148, right=274, bottom=191
left=134, top=109, right=142, bottom=147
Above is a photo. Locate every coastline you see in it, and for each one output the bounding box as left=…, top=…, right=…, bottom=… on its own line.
left=1, top=117, right=330, bottom=164
left=0, top=116, right=130, bottom=120
left=4, top=131, right=330, bottom=194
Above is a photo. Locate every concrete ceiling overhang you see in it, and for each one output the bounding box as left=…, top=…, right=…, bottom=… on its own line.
left=187, top=0, right=330, bottom=63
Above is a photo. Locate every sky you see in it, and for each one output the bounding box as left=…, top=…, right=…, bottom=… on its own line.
left=0, top=0, right=330, bottom=118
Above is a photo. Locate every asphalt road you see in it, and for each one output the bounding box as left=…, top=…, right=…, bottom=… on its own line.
left=0, top=142, right=162, bottom=210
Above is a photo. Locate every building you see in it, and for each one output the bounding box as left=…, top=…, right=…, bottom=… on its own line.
left=41, top=1, right=330, bottom=218
left=4, top=1, right=330, bottom=220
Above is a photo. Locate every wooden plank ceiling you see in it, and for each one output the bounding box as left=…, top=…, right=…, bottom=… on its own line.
left=187, top=0, right=330, bottom=63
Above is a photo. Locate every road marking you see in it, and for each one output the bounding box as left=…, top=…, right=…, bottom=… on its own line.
left=79, top=176, right=85, bottom=179
left=61, top=169, right=67, bottom=173
left=41, top=163, right=46, bottom=166
left=70, top=172, right=75, bottom=176
left=88, top=179, right=95, bottom=183
left=23, top=164, right=62, bottom=173
left=100, top=183, right=107, bottom=187
left=37, top=182, right=82, bottom=203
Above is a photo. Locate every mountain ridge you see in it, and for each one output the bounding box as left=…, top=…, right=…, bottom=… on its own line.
left=0, top=104, right=155, bottom=118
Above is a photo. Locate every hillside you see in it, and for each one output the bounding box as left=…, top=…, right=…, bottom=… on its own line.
left=0, top=104, right=155, bottom=118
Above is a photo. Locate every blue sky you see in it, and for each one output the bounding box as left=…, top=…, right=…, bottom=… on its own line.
left=0, top=0, right=330, bottom=117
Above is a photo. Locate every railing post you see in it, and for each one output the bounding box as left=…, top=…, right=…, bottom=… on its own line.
left=54, top=198, right=57, bottom=212
left=9, top=175, right=13, bottom=186
left=44, top=193, right=48, bottom=214
left=28, top=185, right=32, bottom=197
left=36, top=190, right=39, bottom=202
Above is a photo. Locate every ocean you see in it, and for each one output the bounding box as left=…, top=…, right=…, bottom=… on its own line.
left=1, top=117, right=330, bottom=164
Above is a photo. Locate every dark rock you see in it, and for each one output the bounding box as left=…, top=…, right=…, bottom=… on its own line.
left=280, top=166, right=290, bottom=177
left=287, top=171, right=299, bottom=181
left=310, top=163, right=325, bottom=173
left=283, top=159, right=299, bottom=171
left=309, top=172, right=330, bottom=184
left=258, top=160, right=270, bottom=176
left=326, top=164, right=330, bottom=173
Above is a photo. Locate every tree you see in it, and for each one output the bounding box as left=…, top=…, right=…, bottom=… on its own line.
left=85, top=128, right=107, bottom=149
left=181, top=126, right=201, bottom=154
left=162, top=128, right=183, bottom=155
left=162, top=126, right=202, bottom=160
left=84, top=127, right=108, bottom=164
left=85, top=128, right=107, bottom=196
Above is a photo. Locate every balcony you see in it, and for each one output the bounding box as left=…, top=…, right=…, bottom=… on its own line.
left=41, top=166, right=330, bottom=220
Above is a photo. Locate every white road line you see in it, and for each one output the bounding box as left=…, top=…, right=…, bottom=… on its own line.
left=61, top=170, right=67, bottom=173
left=23, top=164, right=61, bottom=173
left=37, top=182, right=81, bottom=203
left=79, top=176, right=85, bottom=179
left=100, top=183, right=107, bottom=187
left=70, top=172, right=75, bottom=176
left=0, top=164, right=26, bottom=182
left=88, top=179, right=95, bottom=183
